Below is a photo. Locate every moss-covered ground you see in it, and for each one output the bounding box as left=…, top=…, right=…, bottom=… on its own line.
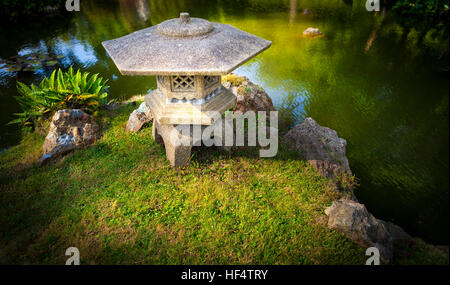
left=0, top=103, right=447, bottom=265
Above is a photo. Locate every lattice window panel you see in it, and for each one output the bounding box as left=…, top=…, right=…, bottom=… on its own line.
left=171, top=75, right=195, bottom=92
left=204, top=76, right=219, bottom=88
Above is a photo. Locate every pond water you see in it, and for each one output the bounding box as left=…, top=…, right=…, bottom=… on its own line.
left=0, top=0, right=448, bottom=244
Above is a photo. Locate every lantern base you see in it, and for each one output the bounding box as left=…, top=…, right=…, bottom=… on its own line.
left=145, top=87, right=236, bottom=125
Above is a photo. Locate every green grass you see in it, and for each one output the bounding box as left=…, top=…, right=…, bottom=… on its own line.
left=0, top=103, right=446, bottom=265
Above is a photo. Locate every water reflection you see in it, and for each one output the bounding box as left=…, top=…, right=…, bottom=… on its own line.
left=0, top=0, right=448, bottom=243
left=55, top=39, right=98, bottom=67
left=289, top=0, right=297, bottom=24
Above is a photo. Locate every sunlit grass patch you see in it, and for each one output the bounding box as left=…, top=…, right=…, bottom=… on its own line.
left=0, top=103, right=423, bottom=265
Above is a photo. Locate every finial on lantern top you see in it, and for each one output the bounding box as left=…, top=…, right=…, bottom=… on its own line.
left=156, top=12, right=212, bottom=37
left=180, top=12, right=191, bottom=24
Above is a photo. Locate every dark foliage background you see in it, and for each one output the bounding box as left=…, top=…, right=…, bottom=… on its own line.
left=386, top=0, right=449, bottom=37
left=1, top=0, right=66, bottom=19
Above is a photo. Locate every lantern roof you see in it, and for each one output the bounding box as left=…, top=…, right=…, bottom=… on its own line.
left=102, top=13, right=271, bottom=76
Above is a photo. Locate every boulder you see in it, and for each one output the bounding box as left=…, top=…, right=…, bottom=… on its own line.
left=284, top=117, right=351, bottom=179
left=303, top=27, right=323, bottom=37
left=325, top=198, right=395, bottom=263
left=222, top=74, right=276, bottom=114
left=125, top=102, right=153, bottom=132
left=40, top=109, right=101, bottom=165
left=220, top=74, right=280, bottom=150
left=380, top=220, right=411, bottom=241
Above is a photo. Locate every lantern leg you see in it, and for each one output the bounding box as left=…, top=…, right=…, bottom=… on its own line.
left=165, top=142, right=192, bottom=168
left=153, top=120, right=192, bottom=168
left=152, top=122, right=164, bottom=145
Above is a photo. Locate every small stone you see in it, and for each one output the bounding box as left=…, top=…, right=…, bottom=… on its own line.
left=40, top=109, right=101, bottom=165
left=303, top=27, right=323, bottom=37
left=125, top=102, right=153, bottom=132
left=325, top=198, right=394, bottom=263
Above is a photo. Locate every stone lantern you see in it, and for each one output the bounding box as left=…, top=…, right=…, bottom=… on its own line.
left=102, top=12, right=271, bottom=167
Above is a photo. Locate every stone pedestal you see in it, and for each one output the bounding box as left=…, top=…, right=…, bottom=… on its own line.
left=146, top=86, right=235, bottom=167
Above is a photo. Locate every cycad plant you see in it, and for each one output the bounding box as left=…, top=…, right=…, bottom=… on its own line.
left=10, top=67, right=109, bottom=126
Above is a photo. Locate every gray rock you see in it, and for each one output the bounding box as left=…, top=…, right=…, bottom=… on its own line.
left=222, top=74, right=276, bottom=113
left=380, top=220, right=411, bottom=241
left=125, top=102, right=153, bottom=132
left=303, top=27, right=323, bottom=37
left=325, top=198, right=394, bottom=263
left=222, top=74, right=282, bottom=136
left=40, top=109, right=101, bottom=165
left=284, top=117, right=351, bottom=179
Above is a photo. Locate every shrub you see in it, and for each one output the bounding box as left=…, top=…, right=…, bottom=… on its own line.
left=390, top=0, right=449, bottom=37
left=10, top=67, right=109, bottom=126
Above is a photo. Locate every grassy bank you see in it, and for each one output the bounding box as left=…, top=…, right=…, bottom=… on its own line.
left=0, top=103, right=447, bottom=265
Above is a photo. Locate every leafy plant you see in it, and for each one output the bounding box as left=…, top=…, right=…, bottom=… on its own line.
left=10, top=67, right=109, bottom=126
